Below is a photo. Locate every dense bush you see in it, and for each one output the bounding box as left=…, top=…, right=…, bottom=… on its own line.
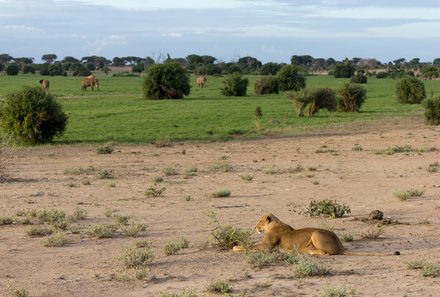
left=255, top=75, right=280, bottom=95
left=0, top=63, right=3, bottom=72
left=333, top=63, right=355, bottom=78
left=423, top=96, right=440, bottom=125
left=291, top=88, right=336, bottom=117
left=421, top=66, right=440, bottom=79
left=351, top=72, right=367, bottom=84
left=395, top=77, right=426, bottom=104
left=337, top=83, right=367, bottom=112
left=277, top=65, right=306, bottom=91
left=49, top=63, right=67, bottom=76
left=376, top=72, right=388, bottom=79
left=22, top=64, right=35, bottom=74
left=132, top=64, right=145, bottom=73
left=143, top=62, right=191, bottom=100
left=221, top=72, right=248, bottom=96
left=39, top=64, right=50, bottom=75
left=72, top=64, right=91, bottom=77
left=6, top=64, right=19, bottom=76
left=0, top=86, right=68, bottom=144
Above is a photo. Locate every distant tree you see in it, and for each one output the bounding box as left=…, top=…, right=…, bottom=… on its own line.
left=0, top=63, right=3, bottom=72
left=42, top=54, right=58, bottom=64
left=39, top=64, right=50, bottom=75
left=351, top=57, right=362, bottom=65
left=112, top=57, right=126, bottom=66
left=291, top=55, right=314, bottom=66
left=237, top=56, right=262, bottom=74
left=144, top=56, right=155, bottom=69
left=261, top=62, right=283, bottom=75
left=334, top=62, right=355, bottom=78
left=132, top=64, right=145, bottom=73
left=325, top=58, right=336, bottom=67
left=433, top=58, right=440, bottom=67
left=81, top=56, right=110, bottom=69
left=49, top=63, right=66, bottom=76
left=15, top=57, right=34, bottom=65
left=23, top=64, right=35, bottom=74
left=62, top=56, right=79, bottom=63
left=0, top=54, right=14, bottom=65
left=277, top=65, right=306, bottom=91
left=221, top=72, right=248, bottom=96
left=143, top=62, right=191, bottom=100
left=393, top=58, right=406, bottom=68
left=6, top=64, right=20, bottom=75
left=225, top=63, right=241, bottom=74
left=338, top=83, right=367, bottom=112
left=186, top=54, right=216, bottom=71
left=421, top=66, right=440, bottom=79
left=71, top=63, right=91, bottom=76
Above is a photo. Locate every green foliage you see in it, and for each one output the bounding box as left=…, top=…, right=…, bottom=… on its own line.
left=406, top=259, right=440, bottom=278
left=427, top=161, right=440, bottom=172
left=160, top=289, right=198, bottom=297
left=277, top=65, right=306, bottom=91
left=121, top=243, right=154, bottom=269
left=255, top=75, right=280, bottom=95
left=143, top=62, right=191, bottom=99
left=246, top=250, right=283, bottom=268
left=394, top=188, right=424, bottom=201
left=291, top=87, right=337, bottom=117
left=96, top=144, right=114, bottom=154
left=212, top=189, right=231, bottom=198
left=6, top=64, right=19, bottom=76
left=22, top=65, right=35, bottom=74
left=87, top=223, right=118, bottom=238
left=0, top=216, right=14, bottom=225
left=49, top=63, right=67, bottom=76
left=304, top=199, right=351, bottom=218
left=423, top=96, right=440, bottom=125
left=337, top=83, right=367, bottom=112
left=163, top=236, right=190, bottom=255
left=221, top=72, right=248, bottom=96
left=26, top=226, right=54, bottom=237
left=43, top=232, right=68, bottom=247
left=12, top=288, right=28, bottom=297
left=209, top=212, right=252, bottom=249
left=395, top=77, right=426, bottom=104
left=333, top=63, right=355, bottom=78
left=1, top=86, right=68, bottom=144
left=208, top=281, right=232, bottom=294
left=293, top=255, right=331, bottom=278
left=351, top=72, right=368, bottom=84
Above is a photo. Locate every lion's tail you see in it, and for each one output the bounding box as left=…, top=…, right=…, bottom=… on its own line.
left=343, top=250, right=400, bottom=256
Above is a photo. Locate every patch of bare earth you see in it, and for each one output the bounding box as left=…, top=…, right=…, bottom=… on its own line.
left=1, top=123, right=440, bottom=296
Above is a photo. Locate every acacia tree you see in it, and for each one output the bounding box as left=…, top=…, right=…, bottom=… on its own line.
left=41, top=54, right=58, bottom=64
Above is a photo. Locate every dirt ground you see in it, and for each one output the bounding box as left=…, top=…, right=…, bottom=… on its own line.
left=1, top=120, right=440, bottom=297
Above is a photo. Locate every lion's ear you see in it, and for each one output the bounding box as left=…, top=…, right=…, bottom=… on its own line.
left=266, top=216, right=271, bottom=223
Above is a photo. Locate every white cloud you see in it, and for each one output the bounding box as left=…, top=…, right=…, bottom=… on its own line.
left=162, top=32, right=182, bottom=38
left=89, top=35, right=127, bottom=55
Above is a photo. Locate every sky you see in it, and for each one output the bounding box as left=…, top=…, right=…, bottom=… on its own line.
left=1, top=0, right=440, bottom=64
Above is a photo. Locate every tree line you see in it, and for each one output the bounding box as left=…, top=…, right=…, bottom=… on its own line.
left=1, top=53, right=440, bottom=79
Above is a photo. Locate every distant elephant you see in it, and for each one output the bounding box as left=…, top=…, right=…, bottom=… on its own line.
left=196, top=76, right=207, bottom=87
left=81, top=76, right=99, bottom=92
left=39, top=79, right=50, bottom=91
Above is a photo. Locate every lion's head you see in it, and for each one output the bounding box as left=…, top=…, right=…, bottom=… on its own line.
left=255, top=213, right=280, bottom=233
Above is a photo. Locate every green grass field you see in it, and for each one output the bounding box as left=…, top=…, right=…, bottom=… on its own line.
left=0, top=73, right=438, bottom=144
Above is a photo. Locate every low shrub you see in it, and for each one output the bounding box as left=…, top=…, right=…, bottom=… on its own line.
left=291, top=87, right=336, bottom=117
left=43, top=232, right=68, bottom=247
left=163, top=236, right=190, bottom=255
left=423, top=96, right=440, bottom=125
left=395, top=77, right=426, bottom=104
left=143, top=62, right=191, bottom=99
left=255, top=75, right=280, bottom=95
left=221, top=72, right=248, bottom=96
left=277, top=65, right=306, bottom=91
left=208, top=281, right=232, bottom=294
left=351, top=72, right=368, bottom=84
left=121, top=243, right=154, bottom=269
left=337, top=83, right=367, bottom=112
left=304, top=199, right=351, bottom=218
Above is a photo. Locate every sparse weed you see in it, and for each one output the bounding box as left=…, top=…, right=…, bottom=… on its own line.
left=320, top=286, right=355, bottom=297
left=208, top=163, right=233, bottom=173
left=375, top=145, right=437, bottom=155
left=26, top=226, right=54, bottom=237
left=246, top=250, right=282, bottom=268
left=98, top=170, right=114, bottom=179
left=208, top=280, right=232, bottom=294
left=43, top=232, right=68, bottom=247
left=339, top=232, right=354, bottom=242
left=0, top=216, right=14, bottom=225
left=87, top=223, right=118, bottom=238
left=145, top=185, right=166, bottom=197
left=159, top=289, right=198, bottom=297
left=239, top=174, right=254, bottom=181
left=134, top=268, right=149, bottom=280
left=209, top=212, right=252, bottom=250
left=120, top=243, right=154, bottom=269
left=11, top=288, right=28, bottom=297
left=360, top=227, right=384, bottom=240
left=104, top=208, right=113, bottom=217
left=152, top=176, right=164, bottom=183
left=163, top=236, right=190, bottom=255
left=64, top=166, right=96, bottom=175
left=162, top=167, right=178, bottom=176
left=114, top=214, right=131, bottom=226
left=394, top=188, right=424, bottom=201
left=351, top=144, right=363, bottom=151
left=302, top=199, right=351, bottom=218
left=124, top=223, right=147, bottom=237
left=212, top=189, right=231, bottom=198
left=427, top=162, right=440, bottom=172
left=292, top=255, right=331, bottom=278
left=407, top=259, right=440, bottom=277
left=96, top=144, right=114, bottom=154
left=69, top=207, right=87, bottom=222
left=315, top=145, right=339, bottom=155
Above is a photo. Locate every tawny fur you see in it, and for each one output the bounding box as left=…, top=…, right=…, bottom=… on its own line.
left=196, top=76, right=207, bottom=87
left=81, top=76, right=99, bottom=92
left=39, top=79, right=50, bottom=91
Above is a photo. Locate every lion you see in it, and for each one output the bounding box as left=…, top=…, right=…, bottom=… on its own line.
left=81, top=77, right=99, bottom=92
left=233, top=213, right=399, bottom=256
left=39, top=79, right=50, bottom=91
left=196, top=75, right=207, bottom=87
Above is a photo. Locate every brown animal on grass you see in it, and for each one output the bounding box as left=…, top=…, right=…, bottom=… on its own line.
left=81, top=76, right=99, bottom=92
left=196, top=76, right=207, bottom=87
left=39, top=79, right=50, bottom=91
left=233, top=213, right=399, bottom=256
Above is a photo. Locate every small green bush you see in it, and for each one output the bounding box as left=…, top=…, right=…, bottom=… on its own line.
left=163, top=236, right=190, bottom=255
left=6, top=64, right=19, bottom=76
left=337, top=83, right=367, bottom=112
left=333, top=63, right=355, bottom=78
left=43, top=232, right=68, bottom=247
left=221, top=72, right=248, bottom=96
left=395, top=77, right=426, bottom=104
left=12, top=288, right=28, bottom=297
left=87, top=223, right=118, bottom=238
left=212, top=189, right=231, bottom=198
left=121, top=244, right=154, bottom=269
left=304, top=199, right=351, bottom=218
left=22, top=65, right=35, bottom=74
left=291, top=87, right=336, bottom=117
left=351, top=72, right=368, bottom=84
left=255, top=75, right=280, bottom=95
left=0, top=216, right=14, bottom=225
left=143, top=62, right=191, bottom=99
left=209, top=213, right=252, bottom=249
left=96, top=144, right=114, bottom=154
left=26, top=226, right=54, bottom=237
left=208, top=281, right=232, bottom=294
left=277, top=65, right=306, bottom=91
left=423, top=96, right=440, bottom=125
left=1, top=86, right=68, bottom=144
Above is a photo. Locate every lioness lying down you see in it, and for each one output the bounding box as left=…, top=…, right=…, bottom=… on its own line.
left=233, top=213, right=398, bottom=256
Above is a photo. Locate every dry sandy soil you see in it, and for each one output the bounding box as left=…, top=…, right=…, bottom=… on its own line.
left=1, top=120, right=440, bottom=297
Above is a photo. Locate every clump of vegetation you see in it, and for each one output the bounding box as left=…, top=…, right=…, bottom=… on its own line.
left=143, top=62, right=191, bottom=99
left=208, top=163, right=233, bottom=173
left=221, top=72, right=248, bottom=96
left=337, top=83, right=367, bottom=112
left=277, top=65, right=306, bottom=91
left=0, top=136, right=13, bottom=182
left=291, top=87, right=336, bottom=117
left=163, top=236, right=190, bottom=255
left=423, top=95, right=440, bottom=125
left=406, top=259, right=440, bottom=277
left=114, top=214, right=131, bottom=226
left=159, top=289, right=198, bottom=297
left=254, top=106, right=263, bottom=131
left=98, top=170, right=114, bottom=179
left=0, top=86, right=68, bottom=144
left=69, top=207, right=87, bottom=222
left=255, top=75, right=280, bottom=95
left=320, top=286, right=355, bottom=297
left=145, top=185, right=166, bottom=197
left=0, top=216, right=14, bottom=225
left=64, top=166, right=96, bottom=175
left=11, top=288, right=28, bottom=297
left=374, top=144, right=438, bottom=155
left=427, top=162, right=440, bottom=172
left=212, top=189, right=231, bottom=198
left=333, top=62, right=355, bottom=78
left=124, top=223, right=148, bottom=237
left=43, top=232, right=68, bottom=247
left=246, top=250, right=284, bottom=268
left=209, top=212, right=252, bottom=250
left=208, top=280, right=232, bottom=294
left=292, top=254, right=331, bottom=278
left=162, top=167, right=178, bottom=176
left=360, top=227, right=384, bottom=240
left=302, top=199, right=351, bottom=218
left=96, top=144, right=114, bottom=154
left=351, top=72, right=368, bottom=84
left=395, top=76, right=426, bottom=104
left=239, top=174, right=254, bottom=182
left=394, top=188, right=424, bottom=201
left=26, top=226, right=54, bottom=237
left=31, top=208, right=67, bottom=228
left=120, top=241, right=154, bottom=269
left=87, top=223, right=118, bottom=238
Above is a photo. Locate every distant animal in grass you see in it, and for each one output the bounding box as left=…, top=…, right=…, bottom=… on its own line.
left=81, top=76, right=99, bottom=92
left=196, top=76, right=207, bottom=87
left=39, top=79, right=50, bottom=91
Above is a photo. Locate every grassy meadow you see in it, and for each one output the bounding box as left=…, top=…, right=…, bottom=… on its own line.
left=0, top=73, right=438, bottom=144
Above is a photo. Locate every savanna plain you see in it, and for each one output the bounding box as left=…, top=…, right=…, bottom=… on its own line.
left=1, top=74, right=440, bottom=296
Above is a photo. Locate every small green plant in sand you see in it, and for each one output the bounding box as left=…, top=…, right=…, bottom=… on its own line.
left=208, top=212, right=252, bottom=250
left=163, top=236, right=190, bottom=255
left=406, top=259, right=440, bottom=277
left=208, top=280, right=232, bottom=294
left=43, top=232, right=68, bottom=247
left=212, top=189, right=231, bottom=198
left=394, top=188, right=424, bottom=201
